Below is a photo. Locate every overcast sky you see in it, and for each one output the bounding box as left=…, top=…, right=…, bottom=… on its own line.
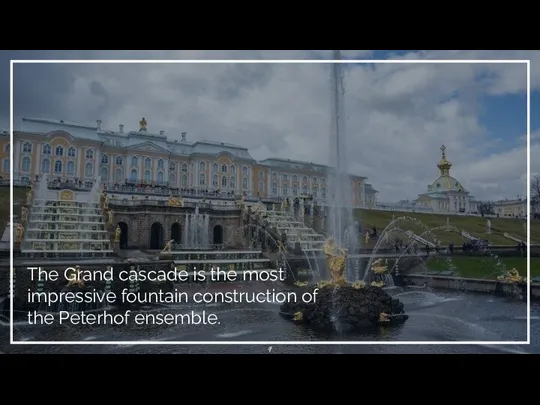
left=1, top=50, right=539, bottom=202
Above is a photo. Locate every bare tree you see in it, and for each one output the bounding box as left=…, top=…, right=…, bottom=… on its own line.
left=532, top=175, right=540, bottom=205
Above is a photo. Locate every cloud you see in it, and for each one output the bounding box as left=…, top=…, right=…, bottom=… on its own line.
left=3, top=50, right=537, bottom=202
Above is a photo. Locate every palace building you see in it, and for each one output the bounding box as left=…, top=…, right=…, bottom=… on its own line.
left=1, top=117, right=378, bottom=206
left=414, top=145, right=480, bottom=214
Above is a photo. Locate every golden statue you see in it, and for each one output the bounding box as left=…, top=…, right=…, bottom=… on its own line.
left=26, top=189, right=33, bottom=205
left=103, top=196, right=109, bottom=211
left=167, top=195, right=183, bottom=207
left=66, top=266, right=85, bottom=288
left=162, top=239, right=174, bottom=253
left=114, top=225, right=121, bottom=243
left=15, top=224, right=24, bottom=243
left=21, top=206, right=28, bottom=224
left=497, top=268, right=523, bottom=283
left=139, top=117, right=147, bottom=131
left=284, top=198, right=290, bottom=209
left=323, top=237, right=348, bottom=285
left=107, top=209, right=114, bottom=225
left=371, top=258, right=388, bottom=274
left=236, top=195, right=246, bottom=207
left=364, top=231, right=370, bottom=244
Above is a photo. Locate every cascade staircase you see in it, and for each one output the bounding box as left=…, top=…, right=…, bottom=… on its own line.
left=20, top=176, right=113, bottom=258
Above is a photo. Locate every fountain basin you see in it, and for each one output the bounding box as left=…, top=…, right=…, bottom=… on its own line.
left=280, top=285, right=408, bottom=332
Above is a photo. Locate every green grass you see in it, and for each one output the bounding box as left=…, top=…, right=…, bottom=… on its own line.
left=0, top=187, right=27, bottom=230
left=354, top=208, right=538, bottom=246
left=425, top=256, right=538, bottom=279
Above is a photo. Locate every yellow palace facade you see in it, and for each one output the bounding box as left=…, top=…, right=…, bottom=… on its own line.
left=0, top=117, right=378, bottom=206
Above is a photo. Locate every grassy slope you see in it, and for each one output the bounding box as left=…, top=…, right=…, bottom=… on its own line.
left=426, top=256, right=539, bottom=279
left=354, top=208, right=539, bottom=246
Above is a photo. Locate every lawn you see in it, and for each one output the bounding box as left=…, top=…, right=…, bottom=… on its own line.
left=425, top=255, right=538, bottom=279
left=354, top=208, right=538, bottom=246
left=0, top=187, right=27, bottom=230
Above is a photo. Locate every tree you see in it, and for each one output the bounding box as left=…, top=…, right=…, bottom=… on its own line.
left=532, top=175, right=540, bottom=206
left=478, top=201, right=494, bottom=216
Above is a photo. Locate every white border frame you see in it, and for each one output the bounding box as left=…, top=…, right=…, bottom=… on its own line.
left=9, top=58, right=531, bottom=346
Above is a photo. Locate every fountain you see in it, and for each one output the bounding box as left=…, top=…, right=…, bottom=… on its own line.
left=182, top=205, right=210, bottom=249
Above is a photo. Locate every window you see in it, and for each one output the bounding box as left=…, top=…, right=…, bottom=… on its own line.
left=230, top=165, right=236, bottom=175
left=42, top=159, right=50, bottom=173
left=313, top=177, right=318, bottom=184
left=43, top=144, right=51, bottom=155
left=182, top=163, right=188, bottom=172
left=131, top=156, right=138, bottom=166
left=302, top=176, right=308, bottom=183
left=23, top=142, right=32, bottom=153
left=68, top=147, right=76, bottom=157
left=221, top=176, right=227, bottom=187
left=283, top=184, right=289, bottom=195
left=115, top=168, right=122, bottom=181
left=169, top=162, right=176, bottom=171
left=221, top=164, right=227, bottom=173
left=212, top=174, right=218, bottom=187
left=322, top=187, right=327, bottom=198
left=199, top=173, right=206, bottom=185
left=258, top=171, right=264, bottom=180
left=242, top=166, right=248, bottom=176
left=145, top=158, right=151, bottom=168
left=55, top=146, right=64, bottom=156
left=182, top=174, right=188, bottom=186
left=54, top=160, right=62, bottom=173
left=293, top=186, right=298, bottom=196
left=313, top=186, right=318, bottom=198
left=272, top=183, right=278, bottom=194
left=115, top=156, right=123, bottom=165
left=321, top=178, right=326, bottom=185
left=157, top=171, right=164, bottom=184
left=100, top=167, right=108, bottom=180
left=242, top=177, right=248, bottom=189
left=199, top=162, right=206, bottom=172
left=212, top=163, right=218, bottom=173
left=85, top=149, right=94, bottom=159
left=2, top=159, right=9, bottom=173
left=67, top=161, right=75, bottom=175
left=258, top=181, right=264, bottom=191
left=144, top=170, right=151, bottom=181
left=22, top=157, right=30, bottom=172
left=302, top=184, right=308, bottom=194
left=230, top=177, right=236, bottom=189
left=4, top=144, right=9, bottom=153
left=272, top=173, right=277, bottom=181
left=101, top=154, right=109, bottom=164
left=158, top=159, right=164, bottom=169
left=293, top=175, right=298, bottom=182
left=282, top=174, right=288, bottom=181
left=130, top=169, right=137, bottom=181
left=85, top=163, right=93, bottom=178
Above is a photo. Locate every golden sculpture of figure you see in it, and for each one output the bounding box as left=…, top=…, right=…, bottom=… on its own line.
left=26, top=189, right=33, bottom=205
left=103, top=196, right=109, bottom=211
left=114, top=225, right=121, bottom=243
left=21, top=206, right=28, bottom=224
left=15, top=224, right=24, bottom=243
left=371, top=258, right=388, bottom=274
left=236, top=195, right=246, bottom=207
left=364, top=231, right=370, bottom=244
left=167, top=195, right=183, bottom=207
left=162, top=239, right=174, bottom=253
left=497, top=268, right=523, bottom=283
left=323, top=237, right=348, bottom=285
left=107, top=209, right=114, bottom=225
left=139, top=117, right=147, bottom=131
left=66, top=266, right=85, bottom=288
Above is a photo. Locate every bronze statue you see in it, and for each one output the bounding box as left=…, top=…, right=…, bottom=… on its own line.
left=162, top=239, right=174, bottom=253
left=114, top=225, right=121, bottom=243
left=323, top=237, right=347, bottom=285
left=15, top=224, right=24, bottom=243
left=139, top=117, right=148, bottom=131
left=21, top=207, right=28, bottom=224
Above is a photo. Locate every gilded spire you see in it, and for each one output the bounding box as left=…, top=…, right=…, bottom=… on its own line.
left=437, top=145, right=452, bottom=176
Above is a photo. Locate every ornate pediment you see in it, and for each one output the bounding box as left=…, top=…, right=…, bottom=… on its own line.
left=129, top=141, right=169, bottom=154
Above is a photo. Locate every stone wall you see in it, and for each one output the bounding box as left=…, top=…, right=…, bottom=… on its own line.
left=112, top=205, right=242, bottom=249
